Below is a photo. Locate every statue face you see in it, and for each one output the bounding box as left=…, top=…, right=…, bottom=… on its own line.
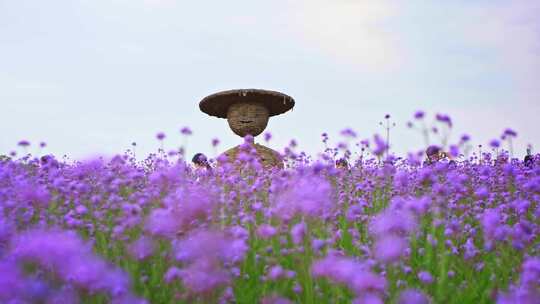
left=227, top=102, right=269, bottom=137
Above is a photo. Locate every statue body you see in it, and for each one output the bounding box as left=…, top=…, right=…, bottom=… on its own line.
left=221, top=143, right=283, bottom=169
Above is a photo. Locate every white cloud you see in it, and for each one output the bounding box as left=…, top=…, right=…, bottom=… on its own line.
left=448, top=1, right=540, bottom=105
left=283, top=0, right=401, bottom=70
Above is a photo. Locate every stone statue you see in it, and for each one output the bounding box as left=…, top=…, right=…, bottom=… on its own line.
left=199, top=89, right=295, bottom=169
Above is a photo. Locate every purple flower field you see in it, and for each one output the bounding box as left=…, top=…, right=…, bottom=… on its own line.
left=1, top=113, right=539, bottom=304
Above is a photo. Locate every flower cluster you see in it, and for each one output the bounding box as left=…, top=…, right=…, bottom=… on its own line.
left=0, top=111, right=538, bottom=303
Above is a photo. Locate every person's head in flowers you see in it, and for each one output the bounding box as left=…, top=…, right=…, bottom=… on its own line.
left=425, top=145, right=450, bottom=164
left=524, top=145, right=534, bottom=167
left=335, top=158, right=349, bottom=170
left=192, top=153, right=211, bottom=170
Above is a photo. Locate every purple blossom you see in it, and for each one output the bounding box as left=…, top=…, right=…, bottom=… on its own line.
left=464, top=238, right=478, bottom=260
left=449, top=145, right=459, bottom=158
left=18, top=183, right=51, bottom=207
left=475, top=186, right=489, bottom=200
left=257, top=224, right=278, bottom=239
left=144, top=209, right=180, bottom=238
left=10, top=229, right=138, bottom=299
left=291, top=221, right=306, bottom=245
left=0, top=260, right=26, bottom=302
left=261, top=295, right=294, bottom=304
left=403, top=196, right=431, bottom=215
left=503, top=128, right=517, bottom=138
left=127, top=236, right=155, bottom=260
left=156, top=132, right=166, bottom=141
left=267, top=265, right=285, bottom=280
left=418, top=271, right=434, bottom=284
left=164, top=267, right=182, bottom=283
left=172, top=259, right=230, bottom=293
left=312, top=239, right=326, bottom=252
left=340, top=128, right=357, bottom=138
left=145, top=183, right=217, bottom=237
left=370, top=209, right=417, bottom=238
left=350, top=271, right=387, bottom=296
left=321, top=133, right=329, bottom=144
left=173, top=229, right=247, bottom=265
left=398, top=289, right=431, bottom=304
left=312, top=255, right=386, bottom=296
left=497, top=257, right=540, bottom=303
left=520, top=258, right=540, bottom=288
left=435, top=113, right=452, bottom=127
left=353, top=293, right=384, bottom=304
left=372, top=134, right=388, bottom=156
left=180, top=126, right=192, bottom=135
left=271, top=172, right=333, bottom=220
left=167, top=229, right=247, bottom=294
left=414, top=111, right=425, bottom=119
left=489, top=139, right=500, bottom=148
left=374, top=235, right=407, bottom=263
left=17, top=140, right=30, bottom=147
left=481, top=209, right=501, bottom=236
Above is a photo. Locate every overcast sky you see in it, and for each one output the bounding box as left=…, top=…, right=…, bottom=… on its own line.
left=1, top=0, right=539, bottom=160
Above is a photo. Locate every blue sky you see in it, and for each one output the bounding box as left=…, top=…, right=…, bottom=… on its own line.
left=1, top=0, right=539, bottom=160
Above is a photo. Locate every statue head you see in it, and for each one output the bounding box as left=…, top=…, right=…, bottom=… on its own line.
left=199, top=89, right=294, bottom=139
left=226, top=101, right=269, bottom=137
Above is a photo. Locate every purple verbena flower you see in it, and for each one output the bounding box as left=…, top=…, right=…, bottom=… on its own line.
left=180, top=127, right=192, bottom=135
left=17, top=140, right=30, bottom=147
left=370, top=209, right=417, bottom=238
left=503, top=128, right=517, bottom=138
left=414, top=111, right=425, bottom=119
left=418, top=271, right=433, bottom=284
left=398, top=289, right=431, bottom=304
left=127, top=236, right=155, bottom=260
left=156, top=132, right=166, bottom=141
left=372, top=134, right=388, bottom=157
left=312, top=255, right=386, bottom=296
left=341, top=128, right=357, bottom=138
left=489, top=139, right=500, bottom=148
left=374, top=235, right=407, bottom=263
left=291, top=222, right=306, bottom=245
left=257, top=224, right=278, bottom=239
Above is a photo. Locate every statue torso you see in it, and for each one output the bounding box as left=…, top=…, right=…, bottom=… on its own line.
left=220, top=143, right=283, bottom=169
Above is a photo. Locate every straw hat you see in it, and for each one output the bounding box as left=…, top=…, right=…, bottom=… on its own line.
left=199, top=89, right=295, bottom=119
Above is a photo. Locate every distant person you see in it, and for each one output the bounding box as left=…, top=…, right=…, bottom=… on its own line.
left=335, top=158, right=349, bottom=170
left=425, top=145, right=441, bottom=165
left=0, top=155, right=10, bottom=162
left=524, top=145, right=534, bottom=168
left=192, top=153, right=211, bottom=171
left=424, top=145, right=452, bottom=166
left=40, top=155, right=59, bottom=169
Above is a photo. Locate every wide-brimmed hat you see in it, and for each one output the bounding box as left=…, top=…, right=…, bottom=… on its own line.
left=199, top=89, right=295, bottom=119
